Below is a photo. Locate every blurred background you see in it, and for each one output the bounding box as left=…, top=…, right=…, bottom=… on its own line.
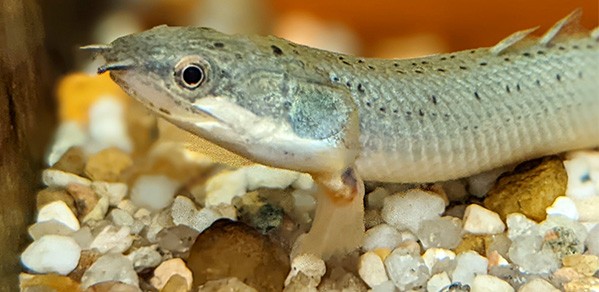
left=41, top=0, right=598, bottom=74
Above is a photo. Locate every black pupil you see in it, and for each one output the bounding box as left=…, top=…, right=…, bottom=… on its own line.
left=182, top=65, right=203, bottom=86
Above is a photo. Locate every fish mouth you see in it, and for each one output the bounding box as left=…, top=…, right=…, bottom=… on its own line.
left=80, top=44, right=136, bottom=74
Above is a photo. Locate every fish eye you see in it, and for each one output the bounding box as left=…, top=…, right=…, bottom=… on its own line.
left=175, top=56, right=207, bottom=89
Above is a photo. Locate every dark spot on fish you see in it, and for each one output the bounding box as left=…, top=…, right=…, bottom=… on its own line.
left=379, top=107, right=386, bottom=113
left=235, top=53, right=243, bottom=60
left=358, top=59, right=364, bottom=63
left=516, top=83, right=521, bottom=91
left=586, top=44, right=594, bottom=49
left=148, top=102, right=155, bottom=107
left=392, top=109, right=399, bottom=114
left=470, top=50, right=476, bottom=54
left=558, top=46, right=566, bottom=50
left=537, top=50, right=545, bottom=55
left=536, top=79, right=541, bottom=86
left=271, top=45, right=283, bottom=56
left=293, top=49, right=299, bottom=55
left=419, top=109, right=424, bottom=116
left=436, top=68, right=446, bottom=72
left=440, top=57, right=447, bottom=61
left=463, top=126, right=469, bottom=130
left=414, top=70, right=423, bottom=74
left=357, top=84, right=365, bottom=92
left=339, top=56, right=345, bottom=60
left=506, top=85, right=511, bottom=93
left=159, top=108, right=171, bottom=115
left=342, top=61, right=351, bottom=66
left=450, top=55, right=456, bottom=59
left=393, top=63, right=400, bottom=67
left=366, top=101, right=372, bottom=107
left=214, top=42, right=224, bottom=48
left=474, top=91, right=480, bottom=100
left=479, top=62, right=488, bottom=66
left=504, top=58, right=510, bottom=62
left=473, top=126, right=479, bottom=130
left=406, top=111, right=412, bottom=115
left=411, top=62, right=417, bottom=66
left=283, top=101, right=292, bottom=109
left=572, top=45, right=579, bottom=49
left=368, top=65, right=376, bottom=70
left=459, top=66, right=468, bottom=70
left=523, top=52, right=531, bottom=57
left=332, top=76, right=340, bottom=82
left=421, top=61, right=428, bottom=65
left=431, top=95, right=438, bottom=104
left=346, top=81, right=352, bottom=88
left=556, top=74, right=561, bottom=81
left=396, top=70, right=406, bottom=74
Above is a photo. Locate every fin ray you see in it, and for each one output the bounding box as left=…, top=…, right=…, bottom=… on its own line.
left=490, top=27, right=538, bottom=55
left=539, top=9, right=583, bottom=46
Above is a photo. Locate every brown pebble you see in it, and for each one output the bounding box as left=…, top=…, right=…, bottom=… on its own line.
left=563, top=276, right=599, bottom=292
left=85, top=281, right=141, bottom=292
left=84, top=147, right=133, bottom=182
left=68, top=250, right=101, bottom=282
left=484, top=156, right=567, bottom=221
left=67, top=184, right=99, bottom=219
left=36, top=187, right=77, bottom=214
left=161, top=274, right=189, bottom=292
left=454, top=234, right=487, bottom=255
left=187, top=219, right=289, bottom=292
left=19, top=273, right=80, bottom=292
left=52, top=146, right=86, bottom=176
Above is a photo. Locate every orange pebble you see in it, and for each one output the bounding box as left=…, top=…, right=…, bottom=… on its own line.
left=56, top=72, right=130, bottom=123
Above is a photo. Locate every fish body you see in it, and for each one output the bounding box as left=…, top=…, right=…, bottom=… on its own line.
left=93, top=10, right=599, bottom=258
left=96, top=11, right=599, bottom=185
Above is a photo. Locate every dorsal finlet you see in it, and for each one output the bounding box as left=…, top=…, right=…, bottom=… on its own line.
left=539, top=9, right=583, bottom=46
left=490, top=27, right=539, bottom=55
left=592, top=26, right=599, bottom=40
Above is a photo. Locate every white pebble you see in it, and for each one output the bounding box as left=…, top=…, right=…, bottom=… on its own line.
left=87, top=97, right=132, bottom=153
left=367, top=187, right=390, bottom=209
left=463, top=204, right=505, bottom=235
left=518, top=278, right=560, bottom=292
left=426, top=272, right=451, bottom=292
left=384, top=249, right=429, bottom=290
left=131, top=175, right=180, bottom=211
left=291, top=173, right=315, bottom=190
left=564, top=153, right=598, bottom=199
left=359, top=251, right=389, bottom=288
left=471, top=274, right=514, bottom=292
left=45, top=121, right=87, bottom=166
left=573, top=196, right=599, bottom=222
left=119, top=199, right=139, bottom=215
left=71, top=226, right=93, bottom=249
left=28, top=220, right=74, bottom=240
left=244, top=164, right=300, bottom=190
left=381, top=189, right=446, bottom=233
left=150, top=258, right=193, bottom=290
left=108, top=208, right=135, bottom=227
left=371, top=281, right=397, bottom=292
left=204, top=169, right=247, bottom=206
left=506, top=213, right=539, bottom=240
left=171, top=196, right=222, bottom=233
left=422, top=248, right=456, bottom=273
left=546, top=196, right=579, bottom=220
left=362, top=224, right=403, bottom=251
left=587, top=224, right=599, bottom=256
left=42, top=169, right=91, bottom=188
left=127, top=245, right=162, bottom=271
left=508, top=235, right=559, bottom=274
left=91, top=181, right=128, bottom=206
left=21, top=235, right=81, bottom=275
left=451, top=251, right=488, bottom=287
left=285, top=254, right=326, bottom=287
left=81, top=253, right=138, bottom=289
left=417, top=216, right=462, bottom=249
left=90, top=225, right=133, bottom=254
left=37, top=201, right=80, bottom=231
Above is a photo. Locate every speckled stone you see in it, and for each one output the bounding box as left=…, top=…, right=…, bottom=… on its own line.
left=484, top=156, right=567, bottom=222
left=187, top=220, right=289, bottom=291
left=454, top=234, right=487, bottom=256
left=67, top=184, right=99, bottom=219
